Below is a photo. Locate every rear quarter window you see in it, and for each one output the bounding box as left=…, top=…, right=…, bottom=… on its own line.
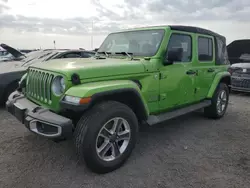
left=216, top=37, right=229, bottom=65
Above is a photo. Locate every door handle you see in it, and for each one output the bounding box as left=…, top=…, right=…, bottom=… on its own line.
left=207, top=68, right=215, bottom=73
left=186, top=70, right=197, bottom=75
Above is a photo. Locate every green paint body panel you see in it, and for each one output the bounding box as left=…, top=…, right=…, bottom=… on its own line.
left=33, top=58, right=147, bottom=80
left=207, top=71, right=231, bottom=98
left=65, top=80, right=150, bottom=115
left=19, top=25, right=231, bottom=118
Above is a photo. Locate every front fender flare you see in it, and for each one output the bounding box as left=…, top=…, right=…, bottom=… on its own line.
left=63, top=80, right=149, bottom=116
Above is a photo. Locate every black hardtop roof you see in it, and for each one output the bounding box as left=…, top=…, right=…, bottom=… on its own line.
left=119, top=25, right=225, bottom=41
left=169, top=25, right=225, bottom=40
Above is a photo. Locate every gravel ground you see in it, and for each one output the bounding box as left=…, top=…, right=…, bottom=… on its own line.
left=0, top=93, right=249, bottom=188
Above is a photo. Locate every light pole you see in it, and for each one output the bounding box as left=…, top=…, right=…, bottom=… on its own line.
left=91, top=20, right=94, bottom=49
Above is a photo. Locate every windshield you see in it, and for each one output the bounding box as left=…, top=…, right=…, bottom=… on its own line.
left=98, top=29, right=165, bottom=57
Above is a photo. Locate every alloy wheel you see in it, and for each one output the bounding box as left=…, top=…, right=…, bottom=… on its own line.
left=95, top=117, right=131, bottom=162
left=216, top=90, right=228, bottom=114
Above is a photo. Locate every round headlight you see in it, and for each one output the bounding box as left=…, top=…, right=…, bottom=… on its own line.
left=51, top=76, right=65, bottom=96
left=60, top=77, right=66, bottom=90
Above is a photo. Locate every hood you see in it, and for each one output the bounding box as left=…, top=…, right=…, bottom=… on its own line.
left=0, top=43, right=25, bottom=58
left=231, top=63, right=250, bottom=69
left=32, top=57, right=146, bottom=79
left=227, top=40, right=250, bottom=64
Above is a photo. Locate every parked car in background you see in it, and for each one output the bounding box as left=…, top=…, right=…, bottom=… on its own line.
left=227, top=39, right=250, bottom=92
left=0, top=51, right=13, bottom=61
left=0, top=49, right=10, bottom=57
left=229, top=56, right=250, bottom=93
left=0, top=43, right=26, bottom=62
left=227, top=39, right=250, bottom=65
left=0, top=49, right=96, bottom=104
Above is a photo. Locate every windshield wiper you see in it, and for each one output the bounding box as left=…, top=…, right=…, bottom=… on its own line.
left=115, top=52, right=141, bottom=61
left=97, top=51, right=111, bottom=57
left=115, top=52, right=133, bottom=59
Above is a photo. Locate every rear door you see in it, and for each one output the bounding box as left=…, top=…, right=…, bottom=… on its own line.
left=194, top=35, right=216, bottom=101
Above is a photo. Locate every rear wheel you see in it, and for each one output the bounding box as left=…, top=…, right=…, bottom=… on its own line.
left=74, top=101, right=138, bottom=174
left=204, top=83, right=229, bottom=119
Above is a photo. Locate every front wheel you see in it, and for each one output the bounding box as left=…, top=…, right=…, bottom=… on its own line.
left=204, top=83, right=229, bottom=119
left=74, top=101, right=138, bottom=174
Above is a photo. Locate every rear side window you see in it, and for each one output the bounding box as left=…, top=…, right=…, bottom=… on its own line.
left=198, top=37, right=213, bottom=61
left=216, top=37, right=229, bottom=65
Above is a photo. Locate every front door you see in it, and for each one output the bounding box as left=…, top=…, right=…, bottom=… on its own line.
left=159, top=32, right=197, bottom=111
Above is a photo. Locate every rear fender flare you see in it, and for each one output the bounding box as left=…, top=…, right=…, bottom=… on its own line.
left=207, top=72, right=231, bottom=98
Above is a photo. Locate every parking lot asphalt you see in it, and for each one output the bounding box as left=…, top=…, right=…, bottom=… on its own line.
left=0, top=93, right=250, bottom=188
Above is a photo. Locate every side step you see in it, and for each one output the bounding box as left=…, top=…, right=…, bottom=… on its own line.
left=146, top=100, right=211, bottom=126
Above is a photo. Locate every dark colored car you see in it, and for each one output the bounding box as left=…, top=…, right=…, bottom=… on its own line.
left=227, top=39, right=250, bottom=92
left=0, top=49, right=96, bottom=104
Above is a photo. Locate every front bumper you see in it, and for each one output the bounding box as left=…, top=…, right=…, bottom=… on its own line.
left=6, top=91, right=73, bottom=139
left=231, top=76, right=250, bottom=92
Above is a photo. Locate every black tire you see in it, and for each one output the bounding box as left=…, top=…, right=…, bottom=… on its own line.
left=74, top=101, right=138, bottom=174
left=204, top=82, right=229, bottom=119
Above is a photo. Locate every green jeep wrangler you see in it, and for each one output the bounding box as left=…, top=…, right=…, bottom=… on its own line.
left=6, top=25, right=231, bottom=174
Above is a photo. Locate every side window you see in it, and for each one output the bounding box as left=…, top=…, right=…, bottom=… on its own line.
left=198, top=36, right=213, bottom=61
left=63, top=52, right=81, bottom=58
left=166, top=33, right=192, bottom=62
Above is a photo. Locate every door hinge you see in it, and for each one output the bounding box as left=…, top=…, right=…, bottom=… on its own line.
left=159, top=93, right=166, bottom=100
left=194, top=88, right=200, bottom=94
left=159, top=73, right=162, bottom=80
left=159, top=72, right=167, bottom=79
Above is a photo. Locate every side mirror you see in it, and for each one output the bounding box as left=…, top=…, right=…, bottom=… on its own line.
left=164, top=48, right=183, bottom=65
left=94, top=48, right=99, bottom=52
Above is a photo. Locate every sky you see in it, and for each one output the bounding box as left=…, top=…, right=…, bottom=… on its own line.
left=1, top=0, right=250, bottom=50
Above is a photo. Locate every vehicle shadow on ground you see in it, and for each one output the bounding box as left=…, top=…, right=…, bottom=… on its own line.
left=230, top=91, right=250, bottom=97
left=0, top=106, right=206, bottom=174
left=16, top=111, right=206, bottom=171
left=1, top=98, right=249, bottom=188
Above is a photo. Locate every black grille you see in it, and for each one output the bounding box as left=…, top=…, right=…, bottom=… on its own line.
left=232, top=77, right=250, bottom=88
